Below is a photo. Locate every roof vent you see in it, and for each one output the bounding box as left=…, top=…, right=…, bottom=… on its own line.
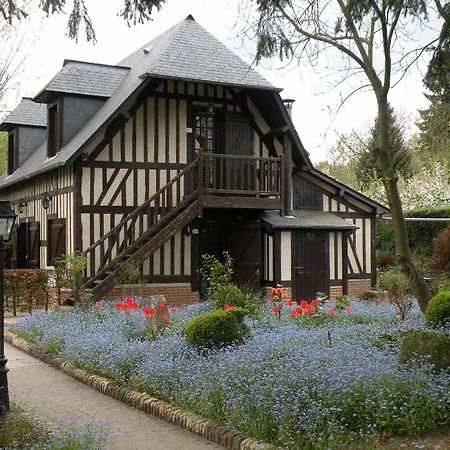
left=143, top=48, right=149, bottom=55
left=185, top=14, right=195, bottom=21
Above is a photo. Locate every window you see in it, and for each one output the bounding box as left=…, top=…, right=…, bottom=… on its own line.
left=47, top=102, right=61, bottom=157
left=47, top=218, right=66, bottom=266
left=7, top=131, right=17, bottom=174
left=194, top=112, right=215, bottom=153
left=194, top=112, right=216, bottom=187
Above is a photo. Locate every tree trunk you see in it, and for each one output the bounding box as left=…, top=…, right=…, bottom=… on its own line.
left=376, top=97, right=432, bottom=312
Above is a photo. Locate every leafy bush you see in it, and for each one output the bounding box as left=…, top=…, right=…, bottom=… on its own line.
left=184, top=307, right=249, bottom=350
left=425, top=291, right=450, bottom=328
left=431, top=225, right=450, bottom=272
left=377, top=267, right=412, bottom=320
left=115, top=261, right=142, bottom=285
left=399, top=330, right=450, bottom=373
left=376, top=250, right=396, bottom=270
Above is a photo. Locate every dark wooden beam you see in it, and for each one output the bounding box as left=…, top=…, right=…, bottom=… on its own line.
left=202, top=196, right=281, bottom=210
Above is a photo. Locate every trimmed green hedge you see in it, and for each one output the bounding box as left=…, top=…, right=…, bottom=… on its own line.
left=377, top=206, right=450, bottom=256
left=184, top=307, right=250, bottom=350
left=426, top=291, right=450, bottom=328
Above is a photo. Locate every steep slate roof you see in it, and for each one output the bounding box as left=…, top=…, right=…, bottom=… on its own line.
left=136, top=15, right=276, bottom=90
left=0, top=98, right=47, bottom=131
left=34, top=60, right=130, bottom=103
left=0, top=15, right=280, bottom=188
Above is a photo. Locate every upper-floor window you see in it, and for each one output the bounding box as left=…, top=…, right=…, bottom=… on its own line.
left=47, top=102, right=61, bottom=157
left=7, top=131, right=17, bottom=174
left=194, top=111, right=216, bottom=154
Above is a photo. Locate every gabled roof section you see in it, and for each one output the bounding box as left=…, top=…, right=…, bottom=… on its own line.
left=34, top=60, right=130, bottom=103
left=132, top=15, right=277, bottom=91
left=0, top=98, right=47, bottom=131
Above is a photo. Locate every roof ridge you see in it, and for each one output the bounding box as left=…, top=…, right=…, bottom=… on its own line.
left=63, top=59, right=130, bottom=70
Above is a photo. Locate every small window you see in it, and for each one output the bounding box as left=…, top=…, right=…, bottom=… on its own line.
left=47, top=103, right=61, bottom=157
left=7, top=131, right=17, bottom=174
left=47, top=218, right=66, bottom=266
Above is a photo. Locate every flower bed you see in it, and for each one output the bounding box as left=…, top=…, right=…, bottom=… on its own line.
left=12, top=299, right=450, bottom=449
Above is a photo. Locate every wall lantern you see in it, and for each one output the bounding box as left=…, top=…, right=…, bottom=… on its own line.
left=42, top=193, right=52, bottom=210
left=18, top=201, right=26, bottom=215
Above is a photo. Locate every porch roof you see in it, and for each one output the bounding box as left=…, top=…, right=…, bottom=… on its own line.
left=261, top=210, right=358, bottom=231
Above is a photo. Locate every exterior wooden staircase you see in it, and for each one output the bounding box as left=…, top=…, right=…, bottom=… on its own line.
left=81, top=152, right=283, bottom=299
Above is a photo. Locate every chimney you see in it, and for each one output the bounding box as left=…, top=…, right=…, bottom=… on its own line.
left=282, top=99, right=295, bottom=117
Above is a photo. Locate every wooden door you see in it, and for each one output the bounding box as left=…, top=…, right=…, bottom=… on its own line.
left=292, top=230, right=329, bottom=300
left=48, top=219, right=66, bottom=266
left=229, top=219, right=262, bottom=290
left=223, top=113, right=254, bottom=191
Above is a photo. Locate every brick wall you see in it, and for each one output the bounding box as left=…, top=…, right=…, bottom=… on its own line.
left=102, top=283, right=199, bottom=305
left=263, top=286, right=292, bottom=301
left=330, top=285, right=343, bottom=299
left=348, top=279, right=372, bottom=298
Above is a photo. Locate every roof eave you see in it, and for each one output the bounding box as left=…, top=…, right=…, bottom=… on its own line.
left=139, top=72, right=283, bottom=92
left=309, top=167, right=390, bottom=214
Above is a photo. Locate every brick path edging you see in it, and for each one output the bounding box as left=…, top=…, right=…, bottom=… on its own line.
left=5, top=331, right=273, bottom=450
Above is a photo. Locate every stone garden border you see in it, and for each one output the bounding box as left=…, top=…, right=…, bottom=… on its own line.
left=5, top=331, right=273, bottom=450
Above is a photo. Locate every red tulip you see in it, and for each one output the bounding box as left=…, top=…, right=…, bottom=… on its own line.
left=158, top=304, right=166, bottom=312
left=300, top=300, right=309, bottom=309
left=273, top=295, right=279, bottom=301
left=162, top=314, right=169, bottom=321
left=327, top=309, right=336, bottom=316
left=272, top=306, right=280, bottom=314
left=311, top=299, right=318, bottom=307
left=345, top=305, right=352, bottom=312
left=169, top=306, right=177, bottom=314
left=142, top=307, right=155, bottom=317
left=286, top=300, right=293, bottom=306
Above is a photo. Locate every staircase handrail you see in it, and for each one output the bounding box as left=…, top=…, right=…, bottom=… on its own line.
left=82, top=157, right=199, bottom=256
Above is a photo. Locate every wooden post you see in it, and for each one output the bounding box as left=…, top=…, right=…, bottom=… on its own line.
left=283, top=133, right=292, bottom=216
left=197, top=151, right=203, bottom=218
left=343, top=231, right=350, bottom=295
left=280, top=154, right=285, bottom=215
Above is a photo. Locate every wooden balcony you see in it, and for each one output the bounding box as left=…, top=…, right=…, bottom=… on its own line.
left=196, top=152, right=283, bottom=209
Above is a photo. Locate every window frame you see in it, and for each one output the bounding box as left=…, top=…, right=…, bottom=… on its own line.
left=47, top=100, right=62, bottom=157
left=7, top=130, right=18, bottom=174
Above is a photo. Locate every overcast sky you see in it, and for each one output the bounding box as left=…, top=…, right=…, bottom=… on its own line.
left=3, top=0, right=435, bottom=162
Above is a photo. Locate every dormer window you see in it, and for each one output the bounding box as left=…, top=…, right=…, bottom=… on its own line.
left=47, top=102, right=61, bottom=157
left=7, top=131, right=17, bottom=174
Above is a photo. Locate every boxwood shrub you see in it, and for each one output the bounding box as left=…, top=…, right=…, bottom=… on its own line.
left=184, top=307, right=249, bottom=350
left=399, top=330, right=450, bottom=373
left=425, top=291, right=450, bottom=328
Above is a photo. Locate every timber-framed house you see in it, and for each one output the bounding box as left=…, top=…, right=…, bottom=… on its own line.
left=0, top=16, right=387, bottom=303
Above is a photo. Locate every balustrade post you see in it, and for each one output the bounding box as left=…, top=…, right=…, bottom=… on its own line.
left=197, top=151, right=203, bottom=216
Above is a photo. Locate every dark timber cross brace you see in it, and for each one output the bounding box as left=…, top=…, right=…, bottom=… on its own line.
left=81, top=152, right=283, bottom=298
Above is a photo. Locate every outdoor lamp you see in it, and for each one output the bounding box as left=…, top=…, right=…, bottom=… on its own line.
left=18, top=201, right=26, bottom=215
left=0, top=200, right=16, bottom=417
left=42, top=192, right=51, bottom=210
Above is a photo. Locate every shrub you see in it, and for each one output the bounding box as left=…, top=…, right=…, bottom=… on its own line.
left=376, top=250, right=396, bottom=270
left=425, top=291, right=450, bottom=328
left=115, top=261, right=142, bottom=285
left=399, top=330, right=450, bottom=373
left=431, top=225, right=450, bottom=272
left=184, top=307, right=249, bottom=350
left=212, top=283, right=263, bottom=313
left=377, top=267, right=412, bottom=320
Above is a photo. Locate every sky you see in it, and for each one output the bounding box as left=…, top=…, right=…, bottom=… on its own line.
left=2, top=0, right=436, bottom=162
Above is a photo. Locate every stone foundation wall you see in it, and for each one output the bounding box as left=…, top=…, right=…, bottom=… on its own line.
left=102, top=283, right=199, bottom=305
left=330, top=285, right=343, bottom=299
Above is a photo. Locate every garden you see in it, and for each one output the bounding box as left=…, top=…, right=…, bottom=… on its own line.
left=9, top=256, right=450, bottom=450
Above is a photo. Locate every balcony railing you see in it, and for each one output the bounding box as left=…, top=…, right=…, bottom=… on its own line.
left=196, top=152, right=282, bottom=198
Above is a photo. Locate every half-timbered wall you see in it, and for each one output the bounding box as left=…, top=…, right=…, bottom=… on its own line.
left=294, top=173, right=376, bottom=288
left=80, top=80, right=278, bottom=280
left=0, top=166, right=74, bottom=267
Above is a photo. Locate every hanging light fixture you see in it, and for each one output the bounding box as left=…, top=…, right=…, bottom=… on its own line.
left=42, top=193, right=52, bottom=210
left=18, top=201, right=26, bottom=215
